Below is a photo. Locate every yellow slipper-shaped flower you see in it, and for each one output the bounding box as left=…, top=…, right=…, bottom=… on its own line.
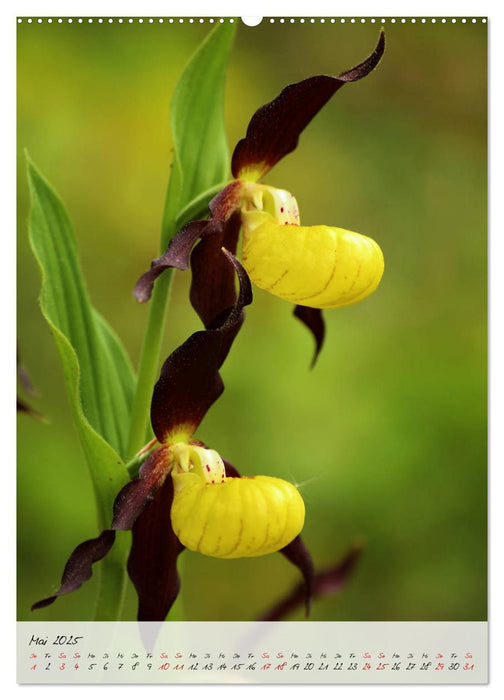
left=240, top=186, right=384, bottom=309
left=171, top=444, right=305, bottom=559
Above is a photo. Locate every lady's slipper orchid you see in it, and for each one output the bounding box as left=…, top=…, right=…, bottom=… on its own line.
left=135, top=31, right=385, bottom=365
left=32, top=252, right=313, bottom=621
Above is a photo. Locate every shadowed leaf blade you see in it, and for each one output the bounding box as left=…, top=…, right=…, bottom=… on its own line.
left=26, top=156, right=134, bottom=526
left=160, top=21, right=236, bottom=249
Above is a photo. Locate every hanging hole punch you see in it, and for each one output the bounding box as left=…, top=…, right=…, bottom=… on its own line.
left=241, top=17, right=263, bottom=27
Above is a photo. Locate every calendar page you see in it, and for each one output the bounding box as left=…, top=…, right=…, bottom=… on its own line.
left=16, top=14, right=488, bottom=685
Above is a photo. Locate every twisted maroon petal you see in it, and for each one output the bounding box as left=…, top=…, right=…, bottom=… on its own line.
left=127, top=477, right=185, bottom=621
left=151, top=251, right=252, bottom=443
left=307, top=544, right=363, bottom=597
left=134, top=182, right=244, bottom=304
left=231, top=31, right=385, bottom=179
left=294, top=305, right=326, bottom=368
left=278, top=535, right=315, bottom=618
left=32, top=447, right=172, bottom=612
left=259, top=543, right=363, bottom=621
left=111, top=446, right=172, bottom=530
left=17, top=397, right=46, bottom=421
left=31, top=531, right=116, bottom=611
left=134, top=220, right=212, bottom=303
left=17, top=347, right=46, bottom=420
left=17, top=347, right=37, bottom=396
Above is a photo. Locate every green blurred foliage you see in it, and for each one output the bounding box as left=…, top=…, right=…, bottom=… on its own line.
left=17, top=19, right=486, bottom=622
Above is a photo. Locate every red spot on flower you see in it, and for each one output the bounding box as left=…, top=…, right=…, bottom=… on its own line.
left=205, top=464, right=210, bottom=472
left=280, top=207, right=284, bottom=213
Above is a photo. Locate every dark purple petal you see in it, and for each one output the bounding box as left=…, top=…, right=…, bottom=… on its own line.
left=208, top=180, right=244, bottom=219
left=17, top=348, right=45, bottom=420
left=31, top=531, right=116, bottom=610
left=222, top=457, right=240, bottom=478
left=151, top=333, right=222, bottom=443
left=134, top=182, right=244, bottom=304
left=17, top=397, right=32, bottom=413
left=190, top=212, right=241, bottom=329
left=134, top=220, right=212, bottom=303
left=17, top=348, right=37, bottom=396
left=294, top=305, right=326, bottom=368
left=308, top=544, right=363, bottom=597
left=337, top=33, right=386, bottom=81
left=151, top=251, right=252, bottom=443
left=278, top=535, right=315, bottom=617
left=211, top=305, right=245, bottom=370
left=17, top=397, right=46, bottom=422
left=112, top=446, right=171, bottom=530
left=127, top=477, right=185, bottom=621
left=231, top=30, right=385, bottom=179
left=32, top=447, right=172, bottom=612
left=259, top=543, right=363, bottom=621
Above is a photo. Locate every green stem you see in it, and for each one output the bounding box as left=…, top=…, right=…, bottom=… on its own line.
left=119, top=170, right=225, bottom=616
left=93, top=532, right=131, bottom=620
left=125, top=268, right=175, bottom=459
left=95, top=233, right=176, bottom=622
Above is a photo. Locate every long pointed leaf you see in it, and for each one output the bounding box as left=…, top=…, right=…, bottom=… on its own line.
left=160, top=21, right=236, bottom=249
left=26, top=156, right=134, bottom=526
left=93, top=309, right=136, bottom=437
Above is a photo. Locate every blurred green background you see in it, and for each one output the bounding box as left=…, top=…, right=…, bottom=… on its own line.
left=17, top=18, right=487, bottom=622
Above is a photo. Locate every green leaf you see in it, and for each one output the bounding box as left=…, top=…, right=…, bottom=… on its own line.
left=26, top=155, right=134, bottom=527
left=93, top=309, right=136, bottom=436
left=160, top=21, right=236, bottom=248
